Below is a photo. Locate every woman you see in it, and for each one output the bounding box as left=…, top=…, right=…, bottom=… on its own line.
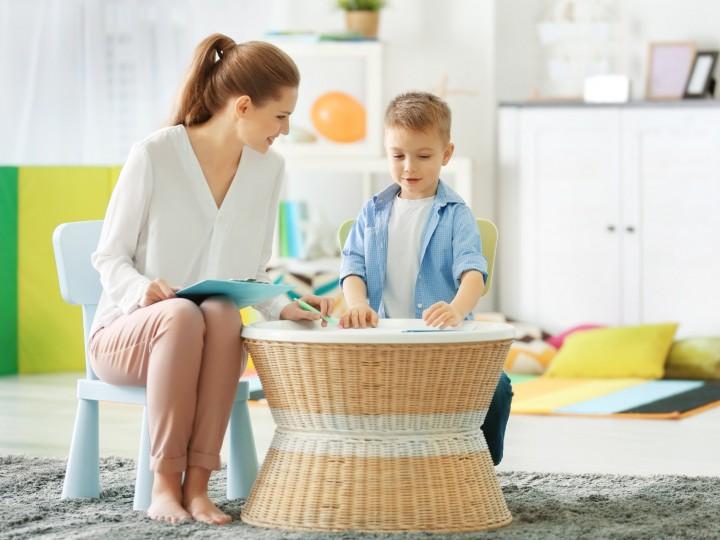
left=89, top=33, right=331, bottom=525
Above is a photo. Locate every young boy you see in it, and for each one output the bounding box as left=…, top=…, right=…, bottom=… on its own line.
left=338, top=91, right=512, bottom=465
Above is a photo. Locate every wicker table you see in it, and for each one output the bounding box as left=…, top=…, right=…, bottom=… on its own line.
left=241, top=319, right=515, bottom=533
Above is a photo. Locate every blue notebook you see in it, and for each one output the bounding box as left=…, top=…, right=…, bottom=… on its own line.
left=176, top=279, right=292, bottom=308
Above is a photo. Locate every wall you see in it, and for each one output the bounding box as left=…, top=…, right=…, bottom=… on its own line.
left=496, top=0, right=720, bottom=101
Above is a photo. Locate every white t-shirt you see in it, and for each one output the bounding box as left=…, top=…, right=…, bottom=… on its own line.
left=90, top=124, right=289, bottom=336
left=382, top=194, right=435, bottom=318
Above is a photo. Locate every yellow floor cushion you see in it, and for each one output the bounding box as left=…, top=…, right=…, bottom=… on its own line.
left=545, top=323, right=678, bottom=379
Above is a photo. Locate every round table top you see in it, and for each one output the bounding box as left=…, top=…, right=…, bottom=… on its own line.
left=241, top=318, right=515, bottom=344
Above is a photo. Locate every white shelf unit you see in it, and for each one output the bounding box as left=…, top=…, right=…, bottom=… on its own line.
left=270, top=156, right=474, bottom=270
left=269, top=41, right=383, bottom=157
left=268, top=40, right=477, bottom=293
left=284, top=156, right=473, bottom=205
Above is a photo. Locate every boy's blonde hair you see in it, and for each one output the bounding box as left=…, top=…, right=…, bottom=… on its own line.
left=384, top=91, right=451, bottom=143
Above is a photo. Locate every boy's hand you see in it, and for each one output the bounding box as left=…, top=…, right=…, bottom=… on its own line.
left=422, top=301, right=463, bottom=329
left=140, top=278, right=176, bottom=307
left=279, top=295, right=335, bottom=327
left=339, top=304, right=379, bottom=329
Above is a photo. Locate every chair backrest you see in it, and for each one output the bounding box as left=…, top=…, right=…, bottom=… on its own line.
left=337, top=219, right=355, bottom=251
left=53, top=221, right=103, bottom=378
left=336, top=217, right=498, bottom=298
left=475, top=218, right=497, bottom=297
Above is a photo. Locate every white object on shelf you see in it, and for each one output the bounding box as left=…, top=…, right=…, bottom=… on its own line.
left=269, top=41, right=382, bottom=158
left=583, top=74, right=629, bottom=103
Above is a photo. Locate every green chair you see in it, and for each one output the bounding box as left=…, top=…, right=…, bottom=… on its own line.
left=337, top=218, right=497, bottom=297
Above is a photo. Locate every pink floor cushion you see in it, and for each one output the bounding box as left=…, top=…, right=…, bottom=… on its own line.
left=547, top=324, right=605, bottom=350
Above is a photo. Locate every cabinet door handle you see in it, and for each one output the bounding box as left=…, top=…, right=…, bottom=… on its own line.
left=625, top=226, right=635, bottom=233
left=606, top=225, right=616, bottom=232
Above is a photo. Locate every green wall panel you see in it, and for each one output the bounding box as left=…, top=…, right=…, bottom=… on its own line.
left=18, top=167, right=114, bottom=373
left=0, top=167, right=18, bottom=375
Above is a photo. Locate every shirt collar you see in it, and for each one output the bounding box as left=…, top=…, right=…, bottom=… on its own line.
left=373, top=179, right=464, bottom=209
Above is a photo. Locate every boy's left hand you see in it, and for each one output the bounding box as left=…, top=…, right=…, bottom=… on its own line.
left=279, top=295, right=335, bottom=327
left=422, top=301, right=463, bottom=329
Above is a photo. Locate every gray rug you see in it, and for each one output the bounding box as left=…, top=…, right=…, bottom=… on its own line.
left=1, top=455, right=717, bottom=539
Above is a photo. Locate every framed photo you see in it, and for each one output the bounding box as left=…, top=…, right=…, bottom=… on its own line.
left=646, top=42, right=696, bottom=100
left=684, top=50, right=718, bottom=98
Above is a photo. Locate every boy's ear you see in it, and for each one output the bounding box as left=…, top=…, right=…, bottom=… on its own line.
left=442, top=142, right=455, bottom=165
left=234, top=95, right=252, bottom=117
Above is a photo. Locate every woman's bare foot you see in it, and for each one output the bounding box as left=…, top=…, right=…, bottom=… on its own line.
left=147, top=471, right=191, bottom=524
left=182, top=466, right=231, bottom=525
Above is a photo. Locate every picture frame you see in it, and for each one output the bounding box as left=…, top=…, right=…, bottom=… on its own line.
left=646, top=42, right=696, bottom=100
left=684, top=50, right=718, bottom=98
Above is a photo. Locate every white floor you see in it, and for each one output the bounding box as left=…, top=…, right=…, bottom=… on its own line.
left=1, top=373, right=718, bottom=477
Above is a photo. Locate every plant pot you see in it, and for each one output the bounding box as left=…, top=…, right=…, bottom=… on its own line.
left=345, top=10, right=380, bottom=38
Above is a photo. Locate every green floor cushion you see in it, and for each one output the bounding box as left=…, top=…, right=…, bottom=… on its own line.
left=546, top=323, right=678, bottom=379
left=665, top=338, right=720, bottom=380
left=0, top=167, right=18, bottom=375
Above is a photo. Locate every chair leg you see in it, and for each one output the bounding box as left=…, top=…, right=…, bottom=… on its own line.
left=61, top=398, right=100, bottom=499
left=226, top=399, right=258, bottom=500
left=133, top=407, right=154, bottom=511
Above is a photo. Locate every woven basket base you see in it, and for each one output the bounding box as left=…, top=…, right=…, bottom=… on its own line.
left=242, top=447, right=512, bottom=533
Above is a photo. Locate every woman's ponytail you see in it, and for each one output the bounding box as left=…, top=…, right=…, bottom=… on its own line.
left=171, top=33, right=300, bottom=127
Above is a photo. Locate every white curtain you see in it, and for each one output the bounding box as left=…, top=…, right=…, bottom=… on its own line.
left=0, top=0, right=283, bottom=164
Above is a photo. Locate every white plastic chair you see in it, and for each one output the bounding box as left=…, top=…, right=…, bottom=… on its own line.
left=53, top=220, right=258, bottom=510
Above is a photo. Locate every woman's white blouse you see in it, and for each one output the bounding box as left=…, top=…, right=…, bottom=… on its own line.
left=90, top=125, right=289, bottom=336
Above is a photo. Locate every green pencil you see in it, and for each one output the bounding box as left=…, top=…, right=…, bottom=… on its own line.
left=297, top=299, right=338, bottom=325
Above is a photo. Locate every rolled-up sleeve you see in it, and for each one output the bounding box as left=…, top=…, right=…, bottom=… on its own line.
left=339, top=204, right=369, bottom=285
left=451, top=205, right=488, bottom=286
left=91, top=144, right=153, bottom=315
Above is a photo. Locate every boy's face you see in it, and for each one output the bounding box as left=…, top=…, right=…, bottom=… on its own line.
left=384, top=126, right=454, bottom=199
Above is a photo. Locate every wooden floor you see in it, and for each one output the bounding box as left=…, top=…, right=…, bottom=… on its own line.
left=1, top=373, right=718, bottom=477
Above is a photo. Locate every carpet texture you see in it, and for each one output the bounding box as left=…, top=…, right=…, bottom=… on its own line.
left=1, top=455, right=718, bottom=539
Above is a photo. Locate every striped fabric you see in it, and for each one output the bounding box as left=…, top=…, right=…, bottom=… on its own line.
left=511, top=375, right=720, bottom=419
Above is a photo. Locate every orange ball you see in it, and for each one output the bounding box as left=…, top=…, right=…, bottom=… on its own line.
left=311, top=92, right=366, bottom=143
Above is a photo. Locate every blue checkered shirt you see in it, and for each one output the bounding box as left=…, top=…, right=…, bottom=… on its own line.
left=339, top=180, right=488, bottom=319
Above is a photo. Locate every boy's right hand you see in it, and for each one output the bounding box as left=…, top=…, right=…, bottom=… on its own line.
left=140, top=278, right=176, bottom=307
left=339, top=304, right=379, bottom=329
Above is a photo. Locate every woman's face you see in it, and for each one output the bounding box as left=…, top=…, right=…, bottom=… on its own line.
left=236, top=86, right=298, bottom=153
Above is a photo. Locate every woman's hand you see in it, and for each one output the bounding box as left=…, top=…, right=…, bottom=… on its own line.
left=338, top=304, right=379, bottom=329
left=279, top=295, right=335, bottom=327
left=140, top=278, right=177, bottom=307
left=422, top=301, right=463, bottom=329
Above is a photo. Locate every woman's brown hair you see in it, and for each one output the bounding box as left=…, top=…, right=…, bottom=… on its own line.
left=171, top=33, right=300, bottom=127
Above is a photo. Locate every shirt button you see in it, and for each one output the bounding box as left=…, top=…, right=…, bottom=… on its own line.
left=417, top=303, right=422, bottom=308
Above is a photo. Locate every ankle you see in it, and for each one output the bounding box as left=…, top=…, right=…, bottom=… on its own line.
left=182, top=466, right=211, bottom=498
left=153, top=471, right=183, bottom=497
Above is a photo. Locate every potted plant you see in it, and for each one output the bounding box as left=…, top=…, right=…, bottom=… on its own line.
left=337, top=0, right=386, bottom=38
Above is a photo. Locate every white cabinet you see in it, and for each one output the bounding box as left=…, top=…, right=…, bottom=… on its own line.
left=498, top=105, right=720, bottom=337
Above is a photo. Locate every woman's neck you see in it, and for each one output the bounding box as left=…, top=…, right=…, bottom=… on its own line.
left=186, top=115, right=244, bottom=169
